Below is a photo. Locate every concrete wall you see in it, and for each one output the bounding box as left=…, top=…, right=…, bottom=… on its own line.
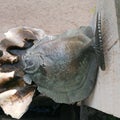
left=0, top=0, right=96, bottom=38
left=85, top=0, right=120, bottom=118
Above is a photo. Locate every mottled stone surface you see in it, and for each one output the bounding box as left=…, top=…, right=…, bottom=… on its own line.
left=22, top=26, right=98, bottom=104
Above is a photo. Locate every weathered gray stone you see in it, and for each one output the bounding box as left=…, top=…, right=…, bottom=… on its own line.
left=22, top=27, right=99, bottom=104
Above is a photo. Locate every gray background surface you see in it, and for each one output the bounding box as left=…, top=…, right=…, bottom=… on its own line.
left=0, top=0, right=96, bottom=37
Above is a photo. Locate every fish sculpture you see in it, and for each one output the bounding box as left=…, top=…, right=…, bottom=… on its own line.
left=0, top=13, right=105, bottom=119
left=22, top=13, right=105, bottom=104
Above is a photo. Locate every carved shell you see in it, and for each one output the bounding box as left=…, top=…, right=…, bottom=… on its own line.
left=22, top=27, right=98, bottom=104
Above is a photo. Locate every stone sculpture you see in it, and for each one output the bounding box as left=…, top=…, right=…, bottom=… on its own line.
left=0, top=13, right=105, bottom=119
left=22, top=13, right=105, bottom=103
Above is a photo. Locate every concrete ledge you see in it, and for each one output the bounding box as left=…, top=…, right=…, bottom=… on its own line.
left=85, top=0, right=120, bottom=118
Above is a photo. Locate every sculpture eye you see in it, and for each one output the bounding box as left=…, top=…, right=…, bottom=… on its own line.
left=25, top=59, right=34, bottom=66
left=22, top=55, right=40, bottom=74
